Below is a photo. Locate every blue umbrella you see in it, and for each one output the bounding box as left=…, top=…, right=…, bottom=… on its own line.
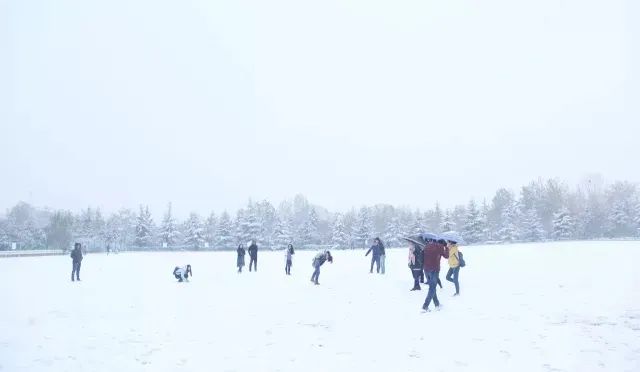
left=440, top=231, right=466, bottom=244
left=420, top=232, right=442, bottom=241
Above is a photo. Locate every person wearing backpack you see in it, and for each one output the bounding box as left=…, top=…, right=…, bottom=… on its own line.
left=445, top=240, right=463, bottom=296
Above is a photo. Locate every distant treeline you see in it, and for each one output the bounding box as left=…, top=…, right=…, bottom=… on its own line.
left=1, top=177, right=639, bottom=252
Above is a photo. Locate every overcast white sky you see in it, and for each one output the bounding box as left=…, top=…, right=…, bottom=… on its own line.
left=1, top=0, right=638, bottom=218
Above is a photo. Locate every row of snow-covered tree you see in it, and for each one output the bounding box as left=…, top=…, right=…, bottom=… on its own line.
left=1, top=177, right=640, bottom=251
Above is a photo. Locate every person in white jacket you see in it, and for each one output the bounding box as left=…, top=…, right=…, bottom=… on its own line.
left=284, top=244, right=295, bottom=275
left=173, top=265, right=192, bottom=282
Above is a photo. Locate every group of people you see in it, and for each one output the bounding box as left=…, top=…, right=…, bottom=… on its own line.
left=234, top=240, right=332, bottom=283
left=236, top=240, right=259, bottom=273
left=406, top=235, right=464, bottom=312
left=70, top=233, right=462, bottom=308
left=365, top=237, right=386, bottom=274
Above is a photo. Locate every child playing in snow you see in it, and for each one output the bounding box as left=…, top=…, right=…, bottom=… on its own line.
left=173, top=265, right=192, bottom=282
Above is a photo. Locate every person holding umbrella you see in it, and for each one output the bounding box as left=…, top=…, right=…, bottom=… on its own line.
left=422, top=235, right=449, bottom=311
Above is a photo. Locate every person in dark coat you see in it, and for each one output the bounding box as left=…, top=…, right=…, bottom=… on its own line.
left=365, top=238, right=383, bottom=273
left=70, top=242, right=83, bottom=281
left=284, top=244, right=295, bottom=275
left=415, top=243, right=425, bottom=283
left=408, top=242, right=422, bottom=291
left=310, top=250, right=333, bottom=285
left=422, top=239, right=449, bottom=312
left=379, top=239, right=386, bottom=274
left=237, top=244, right=246, bottom=273
left=248, top=240, right=258, bottom=272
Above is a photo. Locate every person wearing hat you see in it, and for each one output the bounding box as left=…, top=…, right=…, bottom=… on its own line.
left=422, top=238, right=449, bottom=312
left=310, top=250, right=333, bottom=285
left=446, top=240, right=461, bottom=296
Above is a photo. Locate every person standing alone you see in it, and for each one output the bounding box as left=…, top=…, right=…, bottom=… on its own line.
left=310, top=250, right=333, bottom=285
left=248, top=240, right=258, bottom=272
left=285, top=244, right=295, bottom=275
left=70, top=242, right=83, bottom=282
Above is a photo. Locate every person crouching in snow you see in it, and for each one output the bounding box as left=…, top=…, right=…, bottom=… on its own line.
left=310, top=250, right=333, bottom=285
left=173, top=265, right=193, bottom=282
left=285, top=244, right=295, bottom=275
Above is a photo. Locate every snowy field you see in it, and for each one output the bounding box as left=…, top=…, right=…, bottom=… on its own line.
left=1, top=241, right=639, bottom=372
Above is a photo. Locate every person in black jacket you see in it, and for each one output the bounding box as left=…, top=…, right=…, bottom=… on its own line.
left=310, top=250, right=333, bottom=285
left=248, top=240, right=258, bottom=272
left=70, top=242, right=83, bottom=282
left=237, top=244, right=246, bottom=273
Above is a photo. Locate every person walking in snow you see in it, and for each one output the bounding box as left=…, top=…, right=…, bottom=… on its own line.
left=284, top=244, right=295, bottom=275
left=445, top=240, right=462, bottom=296
left=310, top=250, right=333, bottom=285
left=237, top=243, right=246, bottom=273
left=70, top=242, right=83, bottom=282
left=365, top=238, right=383, bottom=274
left=422, top=238, right=449, bottom=312
left=408, top=243, right=423, bottom=291
left=173, top=265, right=193, bottom=282
left=248, top=240, right=258, bottom=272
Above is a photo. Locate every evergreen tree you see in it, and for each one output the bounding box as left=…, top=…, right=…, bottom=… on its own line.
left=271, top=216, right=292, bottom=249
left=552, top=207, right=575, bottom=240
left=383, top=215, right=402, bottom=247
left=331, top=213, right=350, bottom=249
left=245, top=205, right=261, bottom=242
left=159, top=203, right=180, bottom=248
left=298, top=208, right=319, bottom=245
left=234, top=209, right=248, bottom=243
left=498, top=202, right=519, bottom=243
left=134, top=205, right=154, bottom=248
left=352, top=207, right=374, bottom=248
left=46, top=210, right=74, bottom=250
left=183, top=212, right=205, bottom=250
left=520, top=207, right=545, bottom=242
left=216, top=212, right=234, bottom=249
left=441, top=211, right=456, bottom=232
left=411, top=210, right=425, bottom=234
left=463, top=200, right=485, bottom=244
left=204, top=212, right=218, bottom=248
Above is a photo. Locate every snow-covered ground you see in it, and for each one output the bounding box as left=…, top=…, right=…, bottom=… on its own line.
left=1, top=241, right=639, bottom=372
